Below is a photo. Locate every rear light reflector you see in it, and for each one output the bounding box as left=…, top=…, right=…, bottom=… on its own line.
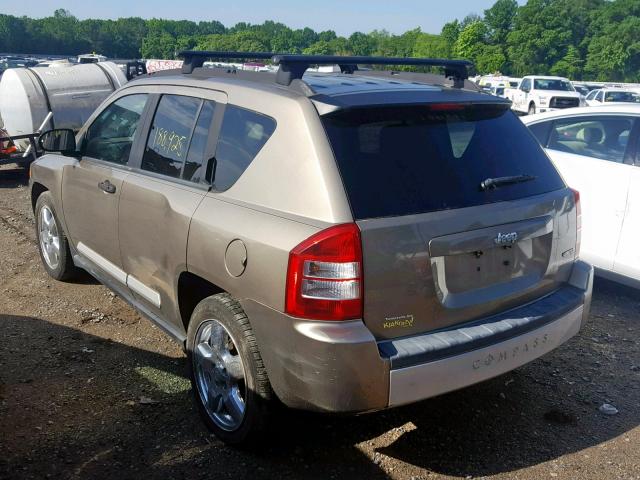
left=301, top=278, right=360, bottom=300
left=285, top=223, right=363, bottom=321
left=572, top=188, right=581, bottom=257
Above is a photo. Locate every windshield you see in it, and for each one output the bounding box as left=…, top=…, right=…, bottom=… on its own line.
left=534, top=79, right=574, bottom=91
left=322, top=104, right=565, bottom=220
left=605, top=91, right=640, bottom=103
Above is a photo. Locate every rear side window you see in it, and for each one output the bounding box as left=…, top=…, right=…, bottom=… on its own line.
left=547, top=116, right=634, bottom=163
left=213, top=105, right=276, bottom=191
left=323, top=104, right=566, bottom=220
left=142, top=95, right=202, bottom=178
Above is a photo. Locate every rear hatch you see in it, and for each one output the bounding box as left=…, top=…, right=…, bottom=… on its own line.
left=322, top=102, right=579, bottom=340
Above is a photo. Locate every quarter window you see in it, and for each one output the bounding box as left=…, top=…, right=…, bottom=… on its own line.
left=83, top=94, right=148, bottom=165
left=183, top=101, right=216, bottom=183
left=528, top=121, right=552, bottom=146
left=547, top=116, right=634, bottom=163
left=213, top=105, right=276, bottom=191
left=142, top=95, right=202, bottom=179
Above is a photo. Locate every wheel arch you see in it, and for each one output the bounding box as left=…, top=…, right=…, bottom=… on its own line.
left=31, top=182, right=49, bottom=212
left=177, top=271, right=226, bottom=332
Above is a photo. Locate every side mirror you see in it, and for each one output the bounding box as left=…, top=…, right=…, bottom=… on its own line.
left=38, top=129, right=77, bottom=155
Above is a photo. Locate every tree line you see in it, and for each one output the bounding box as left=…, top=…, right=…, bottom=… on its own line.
left=1, top=0, right=639, bottom=81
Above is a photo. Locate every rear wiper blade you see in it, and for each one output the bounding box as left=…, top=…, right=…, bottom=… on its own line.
left=480, top=174, right=537, bottom=191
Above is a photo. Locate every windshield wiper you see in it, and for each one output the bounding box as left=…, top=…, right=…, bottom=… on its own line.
left=480, top=174, right=537, bottom=191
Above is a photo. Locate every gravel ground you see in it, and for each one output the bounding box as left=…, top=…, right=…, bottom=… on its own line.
left=0, top=166, right=639, bottom=480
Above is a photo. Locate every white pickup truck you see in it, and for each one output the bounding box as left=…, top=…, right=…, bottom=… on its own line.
left=511, top=76, right=584, bottom=115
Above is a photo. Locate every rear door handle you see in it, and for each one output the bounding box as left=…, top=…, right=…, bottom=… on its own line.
left=98, top=180, right=116, bottom=194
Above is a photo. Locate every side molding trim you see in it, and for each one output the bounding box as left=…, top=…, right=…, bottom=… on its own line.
left=77, top=242, right=127, bottom=284
left=76, top=242, right=162, bottom=308
left=127, top=275, right=162, bottom=308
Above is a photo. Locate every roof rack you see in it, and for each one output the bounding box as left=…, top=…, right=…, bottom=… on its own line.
left=180, top=51, right=276, bottom=74
left=178, top=51, right=474, bottom=89
left=273, top=55, right=473, bottom=88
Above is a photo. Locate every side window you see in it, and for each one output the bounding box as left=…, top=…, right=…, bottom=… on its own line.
left=213, top=105, right=276, bottom=191
left=528, top=121, right=552, bottom=146
left=183, top=100, right=216, bottom=183
left=521, top=79, right=531, bottom=91
left=596, top=91, right=604, bottom=102
left=586, top=90, right=597, bottom=101
left=142, top=95, right=202, bottom=179
left=547, top=116, right=634, bottom=163
left=83, top=94, right=148, bottom=165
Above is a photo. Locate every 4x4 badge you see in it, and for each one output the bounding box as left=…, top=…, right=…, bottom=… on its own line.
left=494, top=232, right=518, bottom=246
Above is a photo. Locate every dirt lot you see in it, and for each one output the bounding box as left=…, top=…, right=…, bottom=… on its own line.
left=0, top=166, right=639, bottom=480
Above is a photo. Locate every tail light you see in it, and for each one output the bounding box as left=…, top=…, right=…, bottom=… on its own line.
left=572, top=188, right=581, bottom=257
left=285, top=223, right=363, bottom=321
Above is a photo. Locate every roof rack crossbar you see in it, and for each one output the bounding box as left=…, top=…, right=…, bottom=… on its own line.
left=272, top=55, right=474, bottom=88
left=180, top=50, right=277, bottom=74
left=178, top=51, right=474, bottom=89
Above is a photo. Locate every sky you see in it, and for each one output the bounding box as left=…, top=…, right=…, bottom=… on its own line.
left=0, top=0, right=526, bottom=36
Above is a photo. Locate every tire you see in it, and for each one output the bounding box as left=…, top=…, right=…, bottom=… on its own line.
left=186, top=293, right=273, bottom=446
left=34, top=191, right=78, bottom=281
left=528, top=103, right=536, bottom=115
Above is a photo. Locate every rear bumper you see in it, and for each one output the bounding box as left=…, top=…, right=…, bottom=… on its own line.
left=243, top=261, right=593, bottom=413
left=388, top=303, right=583, bottom=406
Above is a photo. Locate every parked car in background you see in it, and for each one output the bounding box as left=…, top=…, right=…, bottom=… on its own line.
left=573, top=84, right=590, bottom=97
left=523, top=105, right=640, bottom=287
left=511, top=76, right=585, bottom=115
left=29, top=52, right=593, bottom=445
left=585, top=88, right=640, bottom=106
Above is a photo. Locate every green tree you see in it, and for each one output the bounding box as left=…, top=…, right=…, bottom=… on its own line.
left=303, top=40, right=333, bottom=55
left=551, top=44, right=584, bottom=77
left=507, top=0, right=603, bottom=76
left=0, top=15, right=28, bottom=53
left=484, top=0, right=518, bottom=45
left=413, top=33, right=449, bottom=59
left=440, top=20, right=461, bottom=58
left=141, top=32, right=176, bottom=59
left=348, top=31, right=376, bottom=56
left=454, top=21, right=488, bottom=60
left=585, top=17, right=640, bottom=81
left=585, top=0, right=640, bottom=81
left=476, top=44, right=507, bottom=73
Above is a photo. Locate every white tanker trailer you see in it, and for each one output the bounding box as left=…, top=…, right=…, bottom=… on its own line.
left=0, top=61, right=128, bottom=163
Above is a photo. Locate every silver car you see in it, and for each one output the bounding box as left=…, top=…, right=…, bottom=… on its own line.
left=30, top=52, right=593, bottom=445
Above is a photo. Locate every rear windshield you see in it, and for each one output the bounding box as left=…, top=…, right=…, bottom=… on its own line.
left=322, top=104, right=565, bottom=220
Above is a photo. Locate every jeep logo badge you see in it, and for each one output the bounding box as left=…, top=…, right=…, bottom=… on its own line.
left=494, top=232, right=518, bottom=246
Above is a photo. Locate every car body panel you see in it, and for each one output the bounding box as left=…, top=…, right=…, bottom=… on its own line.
left=615, top=166, right=640, bottom=280
left=61, top=159, right=129, bottom=268
left=118, top=172, right=206, bottom=328
left=358, top=188, right=577, bottom=340
left=188, top=193, right=320, bottom=313
left=542, top=150, right=630, bottom=270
